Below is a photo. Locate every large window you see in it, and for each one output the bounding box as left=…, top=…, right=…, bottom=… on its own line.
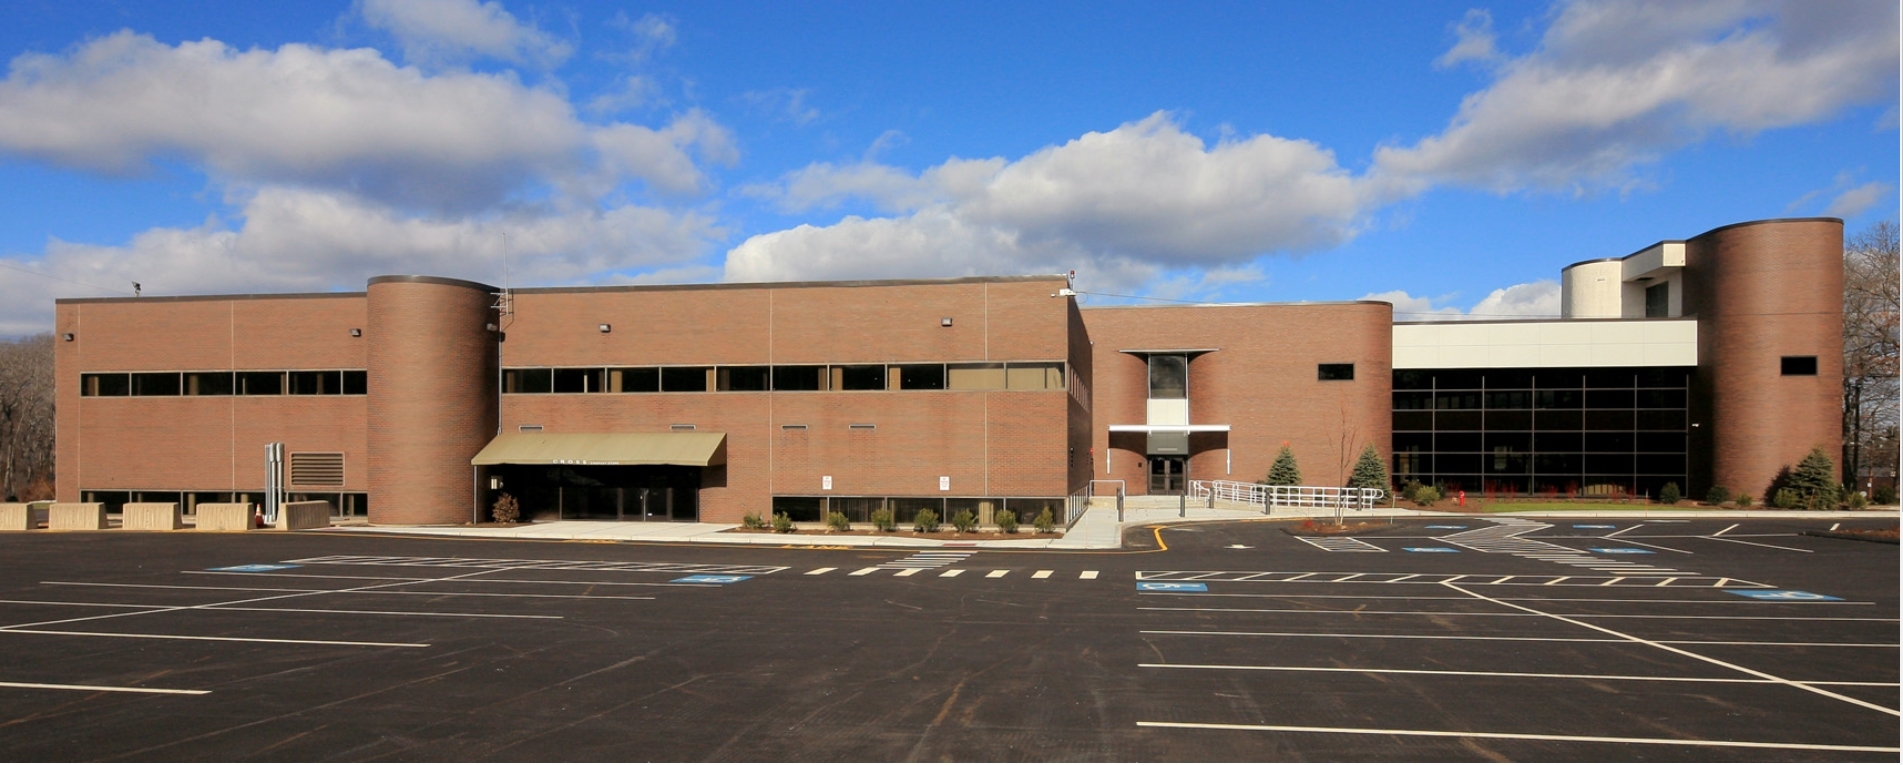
left=500, top=361, right=1070, bottom=395
left=1147, top=355, right=1187, bottom=399
left=1391, top=366, right=1691, bottom=497
left=82, top=369, right=362, bottom=396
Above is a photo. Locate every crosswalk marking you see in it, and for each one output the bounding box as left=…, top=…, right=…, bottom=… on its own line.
left=987, top=570, right=1009, bottom=578
left=939, top=569, right=964, bottom=578
left=877, top=551, right=974, bottom=570
left=1295, top=537, right=1387, bottom=552
left=1081, top=570, right=1099, bottom=580
left=1032, top=570, right=1053, bottom=579
left=805, top=567, right=836, bottom=576
left=894, top=568, right=920, bottom=577
left=1436, top=520, right=1703, bottom=576
left=848, top=567, right=878, bottom=576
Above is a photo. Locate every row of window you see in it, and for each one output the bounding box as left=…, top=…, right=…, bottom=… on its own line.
left=1394, top=367, right=1691, bottom=391
left=1395, top=409, right=1688, bottom=432
left=1396, top=431, right=1685, bottom=453
left=1395, top=389, right=1687, bottom=411
left=81, top=370, right=366, bottom=397
left=1396, top=452, right=1687, bottom=475
left=503, top=362, right=1067, bottom=394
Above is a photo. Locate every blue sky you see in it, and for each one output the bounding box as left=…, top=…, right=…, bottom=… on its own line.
left=0, top=0, right=1894, bottom=333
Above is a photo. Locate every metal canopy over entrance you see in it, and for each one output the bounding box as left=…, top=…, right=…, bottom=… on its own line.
left=473, top=432, right=725, bottom=522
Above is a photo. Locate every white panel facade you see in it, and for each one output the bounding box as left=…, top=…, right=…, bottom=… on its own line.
left=1393, top=319, right=1696, bottom=369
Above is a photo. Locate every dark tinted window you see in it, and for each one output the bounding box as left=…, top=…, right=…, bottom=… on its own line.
left=1393, top=391, right=1433, bottom=410
left=614, top=367, right=659, bottom=392
left=553, top=368, right=602, bottom=393
left=772, top=365, right=823, bottom=391
left=343, top=370, right=367, bottom=395
left=289, top=371, right=342, bottom=395
left=1644, top=282, right=1669, bottom=317
left=661, top=367, right=710, bottom=392
left=82, top=373, right=130, bottom=397
left=132, top=372, right=180, bottom=396
left=185, top=372, right=234, bottom=396
left=1148, top=355, right=1187, bottom=398
left=894, top=364, right=946, bottom=390
left=836, top=364, right=885, bottom=391
left=1781, top=356, right=1818, bottom=376
left=1318, top=363, right=1354, bottom=381
left=1393, top=370, right=1433, bottom=390
left=503, top=368, right=550, bottom=394
left=719, top=366, right=771, bottom=391
left=238, top=371, right=284, bottom=395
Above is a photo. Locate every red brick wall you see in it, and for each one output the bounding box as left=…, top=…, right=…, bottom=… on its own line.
left=1083, top=302, right=1393, bottom=494
left=55, top=295, right=368, bottom=501
left=366, top=277, right=499, bottom=525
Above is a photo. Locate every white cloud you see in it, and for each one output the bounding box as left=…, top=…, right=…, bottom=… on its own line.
left=0, top=31, right=732, bottom=211
left=1363, top=280, right=1560, bottom=321
left=607, top=12, right=677, bottom=63
left=729, top=112, right=1369, bottom=289
left=739, top=88, right=821, bottom=126
left=1824, top=181, right=1892, bottom=218
left=1435, top=9, right=1504, bottom=69
left=358, top=0, right=572, bottom=68
left=0, top=186, right=722, bottom=335
left=1374, top=0, right=1899, bottom=194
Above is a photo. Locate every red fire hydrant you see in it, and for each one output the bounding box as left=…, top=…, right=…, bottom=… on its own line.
left=1457, top=490, right=1466, bottom=507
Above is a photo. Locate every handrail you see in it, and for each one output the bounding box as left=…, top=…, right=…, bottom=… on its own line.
left=1192, top=480, right=1387, bottom=520
left=1088, top=479, right=1128, bottom=522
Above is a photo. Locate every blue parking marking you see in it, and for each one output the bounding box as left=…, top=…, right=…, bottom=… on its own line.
left=208, top=564, right=301, bottom=573
left=1404, top=547, right=1459, bottom=553
left=1589, top=548, right=1654, bottom=554
left=671, top=574, right=753, bottom=584
left=1424, top=525, right=1467, bottom=529
left=1573, top=524, right=1616, bottom=529
left=1724, top=589, right=1842, bottom=601
left=1138, top=582, right=1209, bottom=592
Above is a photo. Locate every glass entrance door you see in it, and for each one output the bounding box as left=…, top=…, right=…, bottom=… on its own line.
left=1149, top=456, right=1187, bottom=495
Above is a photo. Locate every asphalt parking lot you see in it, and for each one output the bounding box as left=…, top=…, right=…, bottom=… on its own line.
left=0, top=516, right=1894, bottom=761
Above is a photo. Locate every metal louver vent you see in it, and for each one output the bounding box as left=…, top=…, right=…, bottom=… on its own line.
left=289, top=452, right=345, bottom=487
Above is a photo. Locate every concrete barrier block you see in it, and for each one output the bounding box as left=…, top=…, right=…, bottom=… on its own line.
left=195, top=503, right=257, bottom=531
left=123, top=502, right=184, bottom=531
left=0, top=503, right=32, bottom=530
left=277, top=500, right=332, bottom=531
left=49, top=503, right=107, bottom=530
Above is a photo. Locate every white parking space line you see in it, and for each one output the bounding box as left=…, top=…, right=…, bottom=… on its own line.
left=1138, top=662, right=1898, bottom=687
left=1032, top=570, right=1054, bottom=579
left=1137, top=606, right=1894, bottom=622
left=1603, top=538, right=1694, bottom=554
left=1134, top=721, right=1900, bottom=754
left=1137, top=592, right=1875, bottom=605
left=1443, top=582, right=1899, bottom=717
left=0, top=680, right=209, bottom=696
left=1080, top=571, right=1100, bottom=580
left=1137, top=630, right=1897, bottom=648
left=41, top=582, right=659, bottom=602
left=193, top=571, right=427, bottom=582
left=805, top=568, right=836, bottom=575
left=939, top=569, right=964, bottom=578
left=986, top=570, right=1009, bottom=578
left=1714, top=523, right=1740, bottom=536
left=0, top=598, right=560, bottom=620
left=1701, top=536, right=1814, bottom=553
left=0, top=628, right=428, bottom=648
left=848, top=568, right=878, bottom=576
left=894, top=568, right=921, bottom=577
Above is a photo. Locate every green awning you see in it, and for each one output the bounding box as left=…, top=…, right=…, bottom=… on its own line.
left=471, top=432, right=726, bottom=467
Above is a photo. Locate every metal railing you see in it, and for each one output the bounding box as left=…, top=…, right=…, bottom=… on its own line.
left=1191, top=480, right=1386, bottom=520
left=1089, top=479, right=1128, bottom=522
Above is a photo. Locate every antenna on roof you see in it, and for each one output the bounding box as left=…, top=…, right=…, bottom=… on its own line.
left=132, top=282, right=141, bottom=298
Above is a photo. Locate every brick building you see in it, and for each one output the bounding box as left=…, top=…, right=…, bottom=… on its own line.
left=54, top=217, right=1844, bottom=524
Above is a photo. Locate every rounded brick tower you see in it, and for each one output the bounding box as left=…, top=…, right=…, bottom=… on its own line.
left=1682, top=218, right=1843, bottom=501
left=365, top=276, right=499, bottom=525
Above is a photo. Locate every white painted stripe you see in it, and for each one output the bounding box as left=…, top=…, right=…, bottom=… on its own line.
left=1137, top=630, right=1898, bottom=648
left=1133, top=721, right=1899, bottom=754
left=1608, top=538, right=1694, bottom=554
left=1080, top=571, right=1099, bottom=580
left=1, top=628, right=428, bottom=648
left=0, top=680, right=209, bottom=696
left=893, top=568, right=920, bottom=577
left=193, top=571, right=426, bottom=582
left=939, top=569, right=964, bottom=578
left=848, top=568, right=878, bottom=576
left=1702, top=536, right=1813, bottom=553
left=1137, top=605, right=1894, bottom=622
left=986, top=570, right=1009, bottom=578
left=1442, top=583, right=1899, bottom=717
left=1714, top=523, right=1739, bottom=536
left=806, top=568, right=837, bottom=575
left=1032, top=570, right=1054, bottom=579
left=1138, top=663, right=1897, bottom=687
left=1128, top=593, right=1876, bottom=605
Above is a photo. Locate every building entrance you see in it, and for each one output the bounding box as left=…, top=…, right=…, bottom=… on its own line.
left=1149, top=456, right=1187, bottom=495
left=492, top=464, right=699, bottom=521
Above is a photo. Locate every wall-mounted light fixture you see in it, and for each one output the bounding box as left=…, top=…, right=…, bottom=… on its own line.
left=940, top=317, right=953, bottom=327
left=485, top=323, right=499, bottom=332
left=61, top=333, right=74, bottom=342
left=349, top=328, right=362, bottom=337
left=599, top=323, right=612, bottom=333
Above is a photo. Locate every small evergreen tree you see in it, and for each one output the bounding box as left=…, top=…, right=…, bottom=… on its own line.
left=1264, top=444, right=1302, bottom=486
left=1789, top=447, right=1842, bottom=509
left=1348, top=445, right=1387, bottom=490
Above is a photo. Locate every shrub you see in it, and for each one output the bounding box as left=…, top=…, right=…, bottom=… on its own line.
left=950, top=509, right=977, bottom=533
left=1410, top=485, right=1440, bottom=506
left=741, top=512, right=766, bottom=530
left=1789, top=447, right=1841, bottom=509
left=913, top=509, right=940, bottom=533
left=1032, top=508, right=1056, bottom=533
left=1734, top=492, right=1753, bottom=509
left=771, top=511, right=795, bottom=533
left=1658, top=482, right=1681, bottom=505
left=490, top=492, right=521, bottom=524
left=1263, top=444, right=1302, bottom=486
left=1773, top=488, right=1802, bottom=510
left=995, top=508, right=1019, bottom=534
left=871, top=508, right=896, bottom=532
left=1875, top=486, right=1898, bottom=506
left=1704, top=486, right=1731, bottom=506
left=825, top=511, right=851, bottom=532
left=1847, top=491, right=1869, bottom=510
left=1348, top=445, right=1388, bottom=490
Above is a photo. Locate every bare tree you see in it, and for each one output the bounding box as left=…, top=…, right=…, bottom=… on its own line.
left=1842, top=220, right=1899, bottom=495
left=0, top=334, right=56, bottom=501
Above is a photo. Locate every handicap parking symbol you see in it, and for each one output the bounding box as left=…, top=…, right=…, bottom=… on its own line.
left=1725, top=589, right=1841, bottom=602
left=1404, top=547, right=1459, bottom=553
left=671, top=574, right=752, bottom=584
left=1137, top=582, right=1209, bottom=592
left=1573, top=524, right=1616, bottom=529
left=1424, top=525, right=1467, bottom=530
left=207, top=564, right=301, bottom=573
left=1589, top=548, right=1653, bottom=555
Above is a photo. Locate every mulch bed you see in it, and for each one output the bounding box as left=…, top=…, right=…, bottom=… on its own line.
left=1802, top=527, right=1900, bottom=544
left=723, top=527, right=1060, bottom=541
left=1280, top=519, right=1400, bottom=537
